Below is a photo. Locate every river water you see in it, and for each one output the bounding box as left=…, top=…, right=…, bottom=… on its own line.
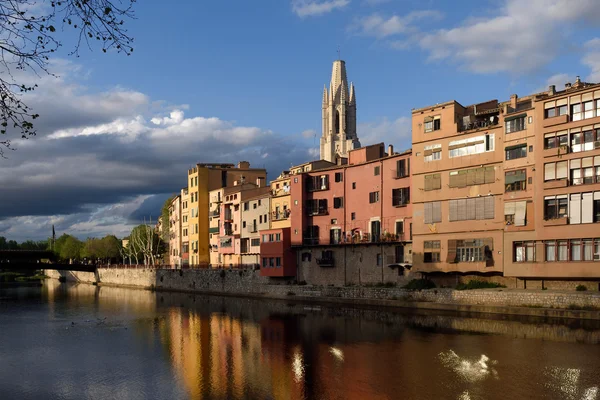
left=1, top=281, right=600, bottom=400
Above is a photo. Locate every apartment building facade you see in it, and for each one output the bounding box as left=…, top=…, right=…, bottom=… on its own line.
left=241, top=190, right=271, bottom=265
left=168, top=194, right=182, bottom=267
left=180, top=188, right=189, bottom=266
left=269, top=171, right=292, bottom=230
left=290, top=143, right=412, bottom=286
left=186, top=162, right=266, bottom=267
left=503, top=78, right=600, bottom=280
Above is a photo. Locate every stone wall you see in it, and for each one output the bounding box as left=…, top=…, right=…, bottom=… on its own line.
left=45, top=267, right=600, bottom=312
left=426, top=274, right=600, bottom=292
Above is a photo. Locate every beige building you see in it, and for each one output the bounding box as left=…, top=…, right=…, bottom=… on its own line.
left=180, top=188, right=189, bottom=266
left=269, top=171, right=291, bottom=230
left=168, top=195, right=182, bottom=267
left=209, top=188, right=223, bottom=266
left=241, top=190, right=271, bottom=265
left=186, top=162, right=266, bottom=267
left=320, top=59, right=361, bottom=163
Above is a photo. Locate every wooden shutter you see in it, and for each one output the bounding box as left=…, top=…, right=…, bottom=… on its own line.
left=515, top=201, right=527, bottom=226
left=466, top=198, right=477, bottom=220
left=447, top=240, right=457, bottom=263
left=474, top=168, right=485, bottom=185
left=485, top=167, right=495, bottom=184
left=484, top=196, right=495, bottom=219
left=432, top=201, right=442, bottom=222
left=474, top=197, right=484, bottom=220
left=424, top=175, right=433, bottom=191
left=449, top=200, right=458, bottom=221
left=457, top=199, right=467, bottom=221
left=424, top=203, right=432, bottom=224
left=449, top=172, right=460, bottom=188
left=504, top=202, right=516, bottom=216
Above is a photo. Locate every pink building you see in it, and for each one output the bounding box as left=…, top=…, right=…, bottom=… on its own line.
left=290, top=143, right=412, bottom=286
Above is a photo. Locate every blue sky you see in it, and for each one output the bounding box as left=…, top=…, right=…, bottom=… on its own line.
left=2, top=0, right=600, bottom=240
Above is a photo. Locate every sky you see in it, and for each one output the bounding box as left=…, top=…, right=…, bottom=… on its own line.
left=2, top=0, right=600, bottom=241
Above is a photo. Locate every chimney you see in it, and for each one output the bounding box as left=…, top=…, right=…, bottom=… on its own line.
left=233, top=180, right=238, bottom=186
left=388, top=144, right=394, bottom=156
left=548, top=85, right=556, bottom=95
left=565, top=82, right=572, bottom=89
left=256, top=177, right=262, bottom=187
left=237, top=161, right=250, bottom=169
left=510, top=94, right=518, bottom=109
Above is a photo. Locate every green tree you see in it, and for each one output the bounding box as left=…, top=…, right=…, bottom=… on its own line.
left=81, top=237, right=101, bottom=261
left=100, top=235, right=122, bottom=263
left=0, top=0, right=136, bottom=157
left=59, top=236, right=83, bottom=261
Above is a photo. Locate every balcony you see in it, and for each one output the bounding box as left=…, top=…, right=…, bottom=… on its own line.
left=209, top=209, right=220, bottom=217
left=544, top=178, right=568, bottom=189
left=223, top=210, right=233, bottom=221
left=542, top=114, right=569, bottom=128
left=208, top=227, right=219, bottom=234
left=394, top=170, right=409, bottom=179
left=247, top=225, right=258, bottom=234
left=543, top=217, right=568, bottom=226
left=272, top=209, right=291, bottom=221
left=224, top=229, right=234, bottom=236
left=459, top=115, right=499, bottom=132
left=303, top=238, right=319, bottom=246
left=543, top=145, right=569, bottom=158
left=307, top=207, right=328, bottom=216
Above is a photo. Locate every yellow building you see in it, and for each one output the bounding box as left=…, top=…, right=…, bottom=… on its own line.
left=186, top=162, right=266, bottom=267
left=208, top=188, right=223, bottom=266
left=269, top=171, right=292, bottom=229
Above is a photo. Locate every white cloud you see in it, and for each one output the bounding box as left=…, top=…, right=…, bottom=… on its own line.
left=583, top=38, right=600, bottom=82
left=351, top=10, right=442, bottom=38
left=307, top=147, right=320, bottom=158
left=292, top=0, right=350, bottom=18
left=302, top=129, right=317, bottom=138
left=418, top=0, right=600, bottom=74
left=358, top=116, right=411, bottom=150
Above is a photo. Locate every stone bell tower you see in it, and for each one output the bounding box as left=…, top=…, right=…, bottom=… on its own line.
left=320, top=59, right=361, bottom=163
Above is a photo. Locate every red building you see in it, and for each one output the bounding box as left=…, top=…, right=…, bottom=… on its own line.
left=259, top=227, right=296, bottom=277
left=290, top=143, right=412, bottom=286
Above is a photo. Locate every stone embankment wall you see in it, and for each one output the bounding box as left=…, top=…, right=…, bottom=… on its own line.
left=45, top=268, right=600, bottom=314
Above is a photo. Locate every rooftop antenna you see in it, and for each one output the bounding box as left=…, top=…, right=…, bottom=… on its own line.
left=337, top=45, right=341, bottom=60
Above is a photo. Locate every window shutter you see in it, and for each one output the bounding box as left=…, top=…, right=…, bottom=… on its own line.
left=449, top=200, right=457, bottom=221
left=504, top=202, right=516, bottom=216
left=424, top=203, right=432, bottom=224
left=466, top=198, right=477, bottom=220
left=424, top=175, right=433, bottom=191
left=485, top=167, right=495, bottom=184
left=475, top=168, right=485, bottom=185
left=432, top=201, right=442, bottom=223
left=556, top=161, right=568, bottom=179
left=433, top=174, right=441, bottom=190
left=407, top=158, right=410, bottom=175
left=475, top=198, right=485, bottom=220
left=449, top=172, right=460, bottom=188
left=583, top=157, right=594, bottom=168
left=457, top=199, right=467, bottom=221
left=570, top=194, right=581, bottom=224
left=582, top=193, right=593, bottom=223
left=545, top=163, right=555, bottom=181
left=424, top=149, right=433, bottom=156
left=515, top=201, right=527, bottom=226
left=447, top=240, right=457, bottom=263
left=484, top=197, right=495, bottom=219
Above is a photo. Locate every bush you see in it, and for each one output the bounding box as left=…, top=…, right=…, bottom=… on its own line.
left=403, top=279, right=436, bottom=290
left=576, top=285, right=587, bottom=291
left=455, top=280, right=506, bottom=290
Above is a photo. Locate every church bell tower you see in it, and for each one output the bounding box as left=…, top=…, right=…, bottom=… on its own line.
left=320, top=59, right=361, bottom=163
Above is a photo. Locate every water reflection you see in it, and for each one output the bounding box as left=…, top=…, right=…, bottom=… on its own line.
left=2, top=282, right=600, bottom=400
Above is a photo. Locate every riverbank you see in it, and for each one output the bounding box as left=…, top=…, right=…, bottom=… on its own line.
left=45, top=268, right=600, bottom=321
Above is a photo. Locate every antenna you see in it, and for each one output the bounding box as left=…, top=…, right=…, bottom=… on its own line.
left=337, top=45, right=341, bottom=60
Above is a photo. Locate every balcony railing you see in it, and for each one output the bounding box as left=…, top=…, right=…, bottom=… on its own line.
left=459, top=117, right=499, bottom=132
left=224, top=229, right=233, bottom=236
left=209, top=210, right=220, bottom=217
left=223, top=210, right=233, bottom=221
left=394, top=170, right=409, bottom=179
left=307, top=207, right=328, bottom=216
left=392, top=197, right=409, bottom=207
left=303, top=238, right=319, bottom=246
left=272, top=209, right=291, bottom=220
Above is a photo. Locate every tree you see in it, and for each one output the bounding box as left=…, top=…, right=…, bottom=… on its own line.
left=160, top=194, right=176, bottom=260
left=99, top=234, right=121, bottom=262
left=128, top=221, right=164, bottom=266
left=0, top=0, right=136, bottom=157
left=59, top=235, right=82, bottom=262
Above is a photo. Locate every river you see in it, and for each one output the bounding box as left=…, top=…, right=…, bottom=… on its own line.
left=1, top=280, right=600, bottom=400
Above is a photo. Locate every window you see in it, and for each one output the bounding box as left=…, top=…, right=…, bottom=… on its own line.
left=276, top=257, right=281, bottom=268
left=424, top=240, right=441, bottom=263
left=505, top=144, right=527, bottom=160
left=251, top=238, right=260, bottom=247
left=514, top=241, right=536, bottom=262
left=303, top=226, right=319, bottom=245
left=544, top=161, right=568, bottom=181
left=568, top=192, right=595, bottom=224
left=369, top=191, right=380, bottom=204
left=352, top=182, right=356, bottom=189
left=275, top=233, right=281, bottom=241
left=504, top=201, right=527, bottom=226
left=395, top=221, right=404, bottom=235
left=571, top=129, right=600, bottom=153
left=264, top=214, right=268, bottom=222
left=242, top=221, right=247, bottom=228
left=505, top=169, right=526, bottom=192
left=244, top=202, right=249, bottom=211
left=544, top=99, right=568, bottom=118
left=262, top=234, right=269, bottom=242
left=351, top=212, right=356, bottom=220
left=396, top=159, right=409, bottom=178
left=253, top=202, right=257, bottom=209
left=424, top=201, right=442, bottom=224
left=335, top=172, right=343, bottom=182
left=545, top=238, right=600, bottom=261
left=544, top=131, right=568, bottom=149
left=424, top=173, right=441, bottom=191
left=424, top=115, right=441, bottom=132
left=424, top=144, right=442, bottom=162
left=376, top=253, right=382, bottom=266
left=259, top=215, right=262, bottom=224
left=306, top=175, right=329, bottom=191
left=505, top=116, right=526, bottom=133
left=333, top=197, right=344, bottom=209
left=451, top=239, right=493, bottom=263
left=262, top=258, right=267, bottom=268
left=570, top=157, right=597, bottom=186
left=448, top=134, right=494, bottom=158
left=449, top=197, right=495, bottom=221
left=392, top=187, right=410, bottom=206
left=305, top=199, right=328, bottom=215
left=448, top=167, right=495, bottom=188
left=572, top=102, right=582, bottom=121
left=330, top=228, right=342, bottom=244
left=374, top=166, right=380, bottom=176
left=544, top=195, right=568, bottom=220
